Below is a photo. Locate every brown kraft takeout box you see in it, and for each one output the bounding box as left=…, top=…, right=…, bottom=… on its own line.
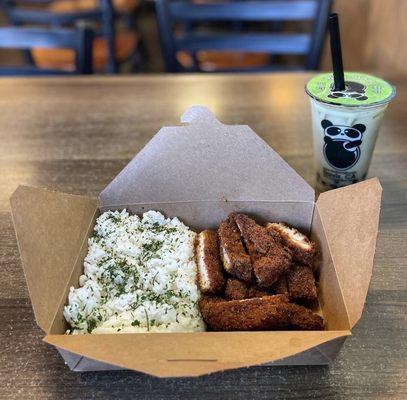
left=10, top=106, right=382, bottom=377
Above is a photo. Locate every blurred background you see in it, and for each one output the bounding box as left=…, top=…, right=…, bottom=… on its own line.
left=0, top=0, right=405, bottom=76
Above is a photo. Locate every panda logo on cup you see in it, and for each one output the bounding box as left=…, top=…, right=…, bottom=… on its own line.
left=321, top=120, right=366, bottom=170
left=328, top=81, right=368, bottom=101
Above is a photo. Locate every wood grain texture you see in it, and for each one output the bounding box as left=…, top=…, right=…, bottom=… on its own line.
left=0, top=74, right=406, bottom=399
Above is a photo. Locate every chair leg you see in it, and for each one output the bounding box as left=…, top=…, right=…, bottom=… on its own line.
left=130, top=35, right=147, bottom=72
left=23, top=49, right=35, bottom=66
left=130, top=50, right=142, bottom=72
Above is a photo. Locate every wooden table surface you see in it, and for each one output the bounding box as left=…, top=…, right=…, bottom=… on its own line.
left=0, top=74, right=406, bottom=400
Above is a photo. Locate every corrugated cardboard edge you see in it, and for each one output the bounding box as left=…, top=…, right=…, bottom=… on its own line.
left=316, top=178, right=382, bottom=328
left=44, top=331, right=350, bottom=377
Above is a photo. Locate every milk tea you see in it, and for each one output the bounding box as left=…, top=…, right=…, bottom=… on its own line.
left=306, top=72, right=395, bottom=192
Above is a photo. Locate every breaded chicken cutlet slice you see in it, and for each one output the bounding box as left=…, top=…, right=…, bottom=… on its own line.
left=199, top=295, right=291, bottom=331
left=224, top=278, right=247, bottom=300
left=232, top=213, right=275, bottom=254
left=233, top=214, right=292, bottom=288
left=267, top=222, right=315, bottom=266
left=199, top=294, right=324, bottom=331
left=196, top=230, right=226, bottom=294
left=218, top=216, right=252, bottom=282
left=287, top=264, right=318, bottom=303
left=287, top=303, right=324, bottom=330
left=225, top=278, right=269, bottom=300
left=247, top=285, right=270, bottom=299
left=270, top=275, right=289, bottom=296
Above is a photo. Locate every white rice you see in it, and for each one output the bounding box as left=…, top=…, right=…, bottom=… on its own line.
left=63, top=210, right=205, bottom=334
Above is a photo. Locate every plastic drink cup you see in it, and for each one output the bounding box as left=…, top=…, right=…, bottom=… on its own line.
left=305, top=72, right=396, bottom=192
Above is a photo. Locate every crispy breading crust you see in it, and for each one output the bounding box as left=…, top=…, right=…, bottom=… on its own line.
left=197, top=214, right=324, bottom=332
left=287, top=303, right=324, bottom=330
left=287, top=264, right=318, bottom=303
left=199, top=294, right=324, bottom=331
left=251, top=255, right=291, bottom=289
left=196, top=230, right=226, bottom=294
left=225, top=278, right=248, bottom=300
left=233, top=214, right=292, bottom=288
left=218, top=216, right=252, bottom=282
left=267, top=222, right=316, bottom=266
left=199, top=295, right=291, bottom=331
left=225, top=278, right=269, bottom=300
left=247, top=285, right=270, bottom=299
left=233, top=213, right=275, bottom=254
left=270, top=275, right=289, bottom=296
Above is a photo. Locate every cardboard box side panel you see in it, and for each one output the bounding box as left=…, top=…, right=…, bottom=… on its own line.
left=269, top=350, right=330, bottom=365
left=311, top=207, right=351, bottom=331
left=69, top=337, right=347, bottom=372
left=268, top=336, right=347, bottom=365
left=99, top=201, right=315, bottom=235
left=99, top=106, right=315, bottom=206
left=49, top=209, right=100, bottom=334
left=56, top=348, right=83, bottom=370
left=316, top=178, right=382, bottom=328
left=10, top=186, right=99, bottom=333
left=66, top=337, right=346, bottom=372
left=73, top=356, right=124, bottom=372
left=314, top=336, right=348, bottom=361
left=45, top=331, right=349, bottom=377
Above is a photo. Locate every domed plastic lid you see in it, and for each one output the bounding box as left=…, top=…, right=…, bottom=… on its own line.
left=306, top=72, right=396, bottom=107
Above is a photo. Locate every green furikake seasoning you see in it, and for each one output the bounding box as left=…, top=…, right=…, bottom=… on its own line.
left=63, top=210, right=204, bottom=334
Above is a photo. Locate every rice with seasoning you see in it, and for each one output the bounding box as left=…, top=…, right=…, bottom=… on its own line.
left=63, top=210, right=205, bottom=334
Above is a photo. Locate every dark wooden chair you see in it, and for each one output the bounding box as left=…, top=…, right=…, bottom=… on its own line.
left=43, top=0, right=141, bottom=72
left=155, top=0, right=332, bottom=72
left=0, top=26, right=93, bottom=74
left=0, top=0, right=139, bottom=73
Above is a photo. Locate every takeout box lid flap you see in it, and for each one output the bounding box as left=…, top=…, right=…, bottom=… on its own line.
left=99, top=106, right=314, bottom=207
left=10, top=186, right=98, bottom=333
left=44, top=330, right=349, bottom=377
left=316, top=178, right=382, bottom=328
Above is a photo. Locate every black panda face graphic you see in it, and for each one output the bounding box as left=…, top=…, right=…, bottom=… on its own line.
left=321, top=119, right=366, bottom=170
left=328, top=81, right=368, bottom=101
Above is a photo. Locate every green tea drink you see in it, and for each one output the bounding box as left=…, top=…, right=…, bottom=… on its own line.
left=305, top=72, right=396, bottom=192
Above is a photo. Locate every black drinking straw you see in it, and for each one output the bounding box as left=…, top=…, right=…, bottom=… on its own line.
left=329, top=13, right=345, bottom=91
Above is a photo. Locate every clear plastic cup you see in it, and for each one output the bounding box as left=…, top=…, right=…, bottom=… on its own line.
left=305, top=72, right=396, bottom=192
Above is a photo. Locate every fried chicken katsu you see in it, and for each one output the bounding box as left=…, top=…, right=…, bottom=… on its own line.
left=287, top=264, right=318, bottom=303
left=197, top=213, right=324, bottom=332
left=247, top=285, right=270, bottom=299
left=233, top=214, right=292, bottom=288
left=225, top=278, right=269, bottom=300
left=233, top=213, right=275, bottom=254
left=199, top=294, right=324, bottom=331
left=225, top=278, right=248, bottom=300
left=270, top=275, right=289, bottom=296
left=267, top=222, right=315, bottom=266
left=218, top=216, right=252, bottom=282
left=287, top=303, right=324, bottom=330
left=196, top=230, right=226, bottom=294
left=199, top=295, right=291, bottom=331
